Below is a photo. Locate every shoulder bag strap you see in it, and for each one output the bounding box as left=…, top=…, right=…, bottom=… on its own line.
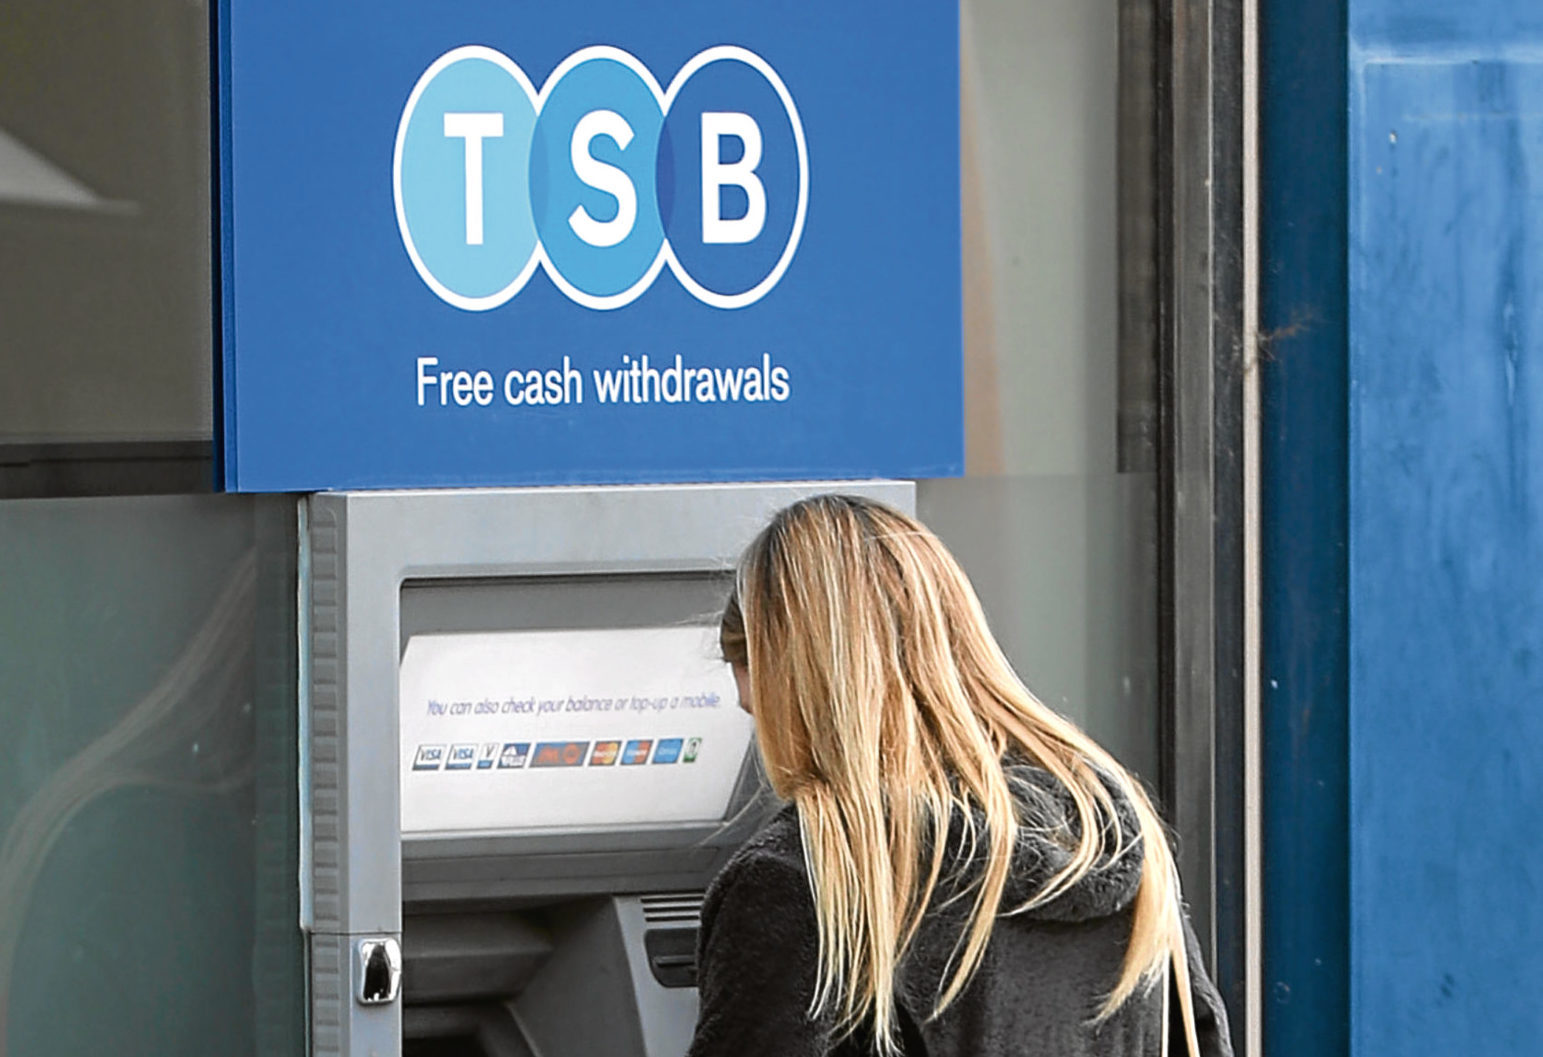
left=1162, top=958, right=1171, bottom=1057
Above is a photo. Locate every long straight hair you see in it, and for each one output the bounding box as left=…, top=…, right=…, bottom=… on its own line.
left=720, top=495, right=1200, bottom=1054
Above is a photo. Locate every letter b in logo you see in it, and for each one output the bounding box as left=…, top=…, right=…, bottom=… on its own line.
left=658, top=49, right=805, bottom=307
left=394, top=45, right=808, bottom=311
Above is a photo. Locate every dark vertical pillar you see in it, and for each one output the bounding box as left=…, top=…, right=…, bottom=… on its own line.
left=1259, top=1, right=1351, bottom=1056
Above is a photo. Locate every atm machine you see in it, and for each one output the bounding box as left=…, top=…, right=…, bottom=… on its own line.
left=302, top=481, right=915, bottom=1057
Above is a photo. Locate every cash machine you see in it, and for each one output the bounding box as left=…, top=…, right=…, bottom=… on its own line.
left=303, top=482, right=915, bottom=1057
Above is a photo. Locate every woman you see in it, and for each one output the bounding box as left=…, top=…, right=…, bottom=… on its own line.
left=689, top=494, right=1232, bottom=1057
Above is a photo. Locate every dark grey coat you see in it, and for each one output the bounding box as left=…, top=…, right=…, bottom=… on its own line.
left=687, top=766, right=1234, bottom=1057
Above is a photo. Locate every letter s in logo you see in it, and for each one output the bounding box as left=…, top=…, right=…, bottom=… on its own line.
left=530, top=48, right=667, bottom=307
left=394, top=45, right=807, bottom=311
left=568, top=109, right=638, bottom=248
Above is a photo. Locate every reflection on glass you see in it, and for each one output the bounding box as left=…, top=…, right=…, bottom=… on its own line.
left=0, top=127, right=135, bottom=214
left=0, top=496, right=301, bottom=1056
left=0, top=0, right=211, bottom=443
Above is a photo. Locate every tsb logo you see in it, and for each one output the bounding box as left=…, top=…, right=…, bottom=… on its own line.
left=394, top=44, right=809, bottom=311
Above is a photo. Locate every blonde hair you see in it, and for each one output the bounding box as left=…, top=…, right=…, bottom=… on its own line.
left=720, top=495, right=1200, bottom=1054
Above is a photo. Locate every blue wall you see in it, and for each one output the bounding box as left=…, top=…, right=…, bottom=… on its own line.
left=1349, top=1, right=1543, bottom=1052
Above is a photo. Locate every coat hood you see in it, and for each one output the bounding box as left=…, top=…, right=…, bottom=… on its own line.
left=934, top=762, right=1146, bottom=924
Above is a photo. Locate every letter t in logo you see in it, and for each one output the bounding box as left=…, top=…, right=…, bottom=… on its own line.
left=443, top=112, right=504, bottom=245
left=700, top=112, right=765, bottom=244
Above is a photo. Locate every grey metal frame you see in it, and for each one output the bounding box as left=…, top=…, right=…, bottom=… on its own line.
left=1119, top=0, right=1251, bottom=1048
left=302, top=481, right=915, bottom=1057
left=1167, top=3, right=1250, bottom=1046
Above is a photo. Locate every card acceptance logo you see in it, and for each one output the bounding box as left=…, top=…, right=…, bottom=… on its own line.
left=394, top=45, right=808, bottom=311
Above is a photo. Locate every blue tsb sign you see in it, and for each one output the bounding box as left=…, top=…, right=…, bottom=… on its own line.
left=395, top=45, right=806, bottom=311
left=216, top=2, right=960, bottom=491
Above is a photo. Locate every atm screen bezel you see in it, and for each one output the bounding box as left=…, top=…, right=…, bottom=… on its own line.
left=395, top=570, right=773, bottom=900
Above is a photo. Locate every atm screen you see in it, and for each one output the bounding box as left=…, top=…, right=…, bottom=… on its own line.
left=398, top=625, right=752, bottom=836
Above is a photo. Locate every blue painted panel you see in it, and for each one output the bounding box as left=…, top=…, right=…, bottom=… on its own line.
left=215, top=0, right=961, bottom=491
left=1351, top=2, right=1543, bottom=49
left=1352, top=56, right=1543, bottom=1054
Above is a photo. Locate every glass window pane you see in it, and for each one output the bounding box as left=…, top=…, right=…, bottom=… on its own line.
left=921, top=0, right=1159, bottom=778
left=0, top=494, right=302, bottom=1056
left=0, top=1, right=212, bottom=443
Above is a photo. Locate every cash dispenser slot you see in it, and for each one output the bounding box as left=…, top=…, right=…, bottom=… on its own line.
left=403, top=912, right=553, bottom=1003
left=402, top=911, right=550, bottom=1057
left=400, top=894, right=705, bottom=1057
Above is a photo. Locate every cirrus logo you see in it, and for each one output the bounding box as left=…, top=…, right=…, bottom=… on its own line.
left=393, top=44, right=808, bottom=311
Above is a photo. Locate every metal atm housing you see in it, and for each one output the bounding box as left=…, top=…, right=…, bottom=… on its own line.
left=303, top=482, right=915, bottom=1057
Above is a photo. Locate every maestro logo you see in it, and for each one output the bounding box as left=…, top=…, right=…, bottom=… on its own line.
left=393, top=44, right=809, bottom=311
